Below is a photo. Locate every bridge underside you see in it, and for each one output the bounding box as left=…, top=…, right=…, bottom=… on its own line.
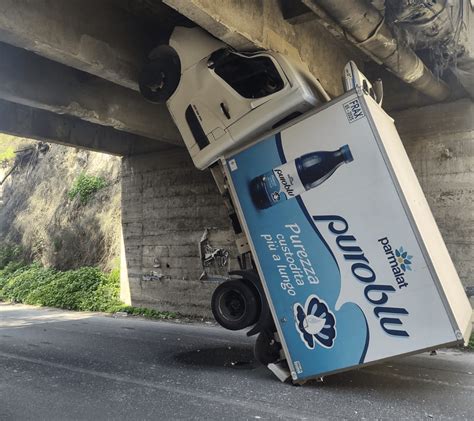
left=0, top=0, right=471, bottom=154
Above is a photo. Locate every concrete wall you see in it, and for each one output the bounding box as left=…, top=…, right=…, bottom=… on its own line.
left=120, top=148, right=238, bottom=317
left=392, top=99, right=473, bottom=304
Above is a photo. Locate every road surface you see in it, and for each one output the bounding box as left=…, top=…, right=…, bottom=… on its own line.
left=0, top=303, right=473, bottom=420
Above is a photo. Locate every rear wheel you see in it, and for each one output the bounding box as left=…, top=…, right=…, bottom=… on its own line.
left=211, top=280, right=259, bottom=331
left=139, top=45, right=181, bottom=103
left=254, top=331, right=281, bottom=366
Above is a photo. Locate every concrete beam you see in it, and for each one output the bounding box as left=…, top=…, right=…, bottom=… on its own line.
left=0, top=42, right=181, bottom=145
left=391, top=98, right=474, bottom=139
left=0, top=99, right=171, bottom=156
left=164, top=0, right=360, bottom=97
left=279, top=0, right=317, bottom=25
left=0, top=0, right=153, bottom=91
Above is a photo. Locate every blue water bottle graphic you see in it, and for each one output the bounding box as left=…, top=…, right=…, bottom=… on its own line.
left=250, top=144, right=353, bottom=209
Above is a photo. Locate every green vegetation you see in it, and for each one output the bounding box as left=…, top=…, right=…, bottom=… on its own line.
left=0, top=145, right=15, bottom=165
left=53, top=237, right=63, bottom=252
left=468, top=334, right=474, bottom=351
left=0, top=243, right=23, bottom=269
left=0, top=244, right=178, bottom=320
left=0, top=134, right=32, bottom=165
left=68, top=173, right=107, bottom=204
left=0, top=264, right=124, bottom=312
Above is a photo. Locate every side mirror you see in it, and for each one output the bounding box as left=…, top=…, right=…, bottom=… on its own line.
left=343, top=61, right=383, bottom=105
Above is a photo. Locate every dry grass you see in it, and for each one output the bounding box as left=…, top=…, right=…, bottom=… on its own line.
left=0, top=139, right=121, bottom=271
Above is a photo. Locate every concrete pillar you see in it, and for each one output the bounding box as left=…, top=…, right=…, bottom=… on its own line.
left=392, top=99, right=474, bottom=302
left=120, top=230, right=132, bottom=305
left=121, top=148, right=238, bottom=317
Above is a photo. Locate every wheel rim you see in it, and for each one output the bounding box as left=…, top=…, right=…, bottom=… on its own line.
left=147, top=71, right=166, bottom=93
left=218, top=289, right=246, bottom=322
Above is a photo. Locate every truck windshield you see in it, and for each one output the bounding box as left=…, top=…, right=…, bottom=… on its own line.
left=213, top=52, right=284, bottom=99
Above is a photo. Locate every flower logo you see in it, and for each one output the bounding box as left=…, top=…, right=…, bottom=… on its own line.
left=395, top=247, right=413, bottom=271
left=294, top=295, right=336, bottom=350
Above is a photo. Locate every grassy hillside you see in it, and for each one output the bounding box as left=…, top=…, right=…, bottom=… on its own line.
left=0, top=137, right=121, bottom=271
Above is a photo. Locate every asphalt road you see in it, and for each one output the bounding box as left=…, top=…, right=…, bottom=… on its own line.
left=0, top=303, right=473, bottom=420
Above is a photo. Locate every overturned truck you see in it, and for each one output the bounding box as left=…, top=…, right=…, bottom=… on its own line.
left=139, top=26, right=472, bottom=384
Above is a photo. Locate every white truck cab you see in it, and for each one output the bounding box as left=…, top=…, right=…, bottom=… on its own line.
left=139, top=26, right=325, bottom=169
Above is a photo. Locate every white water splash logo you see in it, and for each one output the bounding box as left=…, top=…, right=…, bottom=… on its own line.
left=294, top=295, right=336, bottom=350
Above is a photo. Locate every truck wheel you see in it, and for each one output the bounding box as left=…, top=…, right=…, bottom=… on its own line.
left=211, top=280, right=259, bottom=331
left=254, top=331, right=281, bottom=366
left=139, top=46, right=181, bottom=103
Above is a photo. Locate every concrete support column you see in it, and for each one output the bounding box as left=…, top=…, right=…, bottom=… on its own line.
left=120, top=148, right=238, bottom=317
left=392, top=99, right=474, bottom=301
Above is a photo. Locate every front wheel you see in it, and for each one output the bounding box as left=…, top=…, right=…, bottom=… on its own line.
left=139, top=45, right=181, bottom=103
left=211, top=280, right=259, bottom=331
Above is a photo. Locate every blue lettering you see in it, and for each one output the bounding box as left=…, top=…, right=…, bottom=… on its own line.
left=364, top=284, right=396, bottom=305
left=314, top=215, right=348, bottom=235
left=352, top=263, right=376, bottom=283
left=314, top=215, right=410, bottom=338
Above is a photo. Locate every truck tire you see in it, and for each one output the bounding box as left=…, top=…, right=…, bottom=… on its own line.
left=254, top=331, right=281, bottom=366
left=139, top=46, right=181, bottom=103
left=211, top=280, right=259, bottom=331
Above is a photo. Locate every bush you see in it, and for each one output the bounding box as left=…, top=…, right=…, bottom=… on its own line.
left=0, top=265, right=122, bottom=311
left=68, top=173, right=107, bottom=204
left=0, top=243, right=23, bottom=269
left=78, top=267, right=123, bottom=312
left=0, top=264, right=56, bottom=303
left=0, top=263, right=178, bottom=319
left=0, top=263, right=28, bottom=294
left=0, top=145, right=15, bottom=165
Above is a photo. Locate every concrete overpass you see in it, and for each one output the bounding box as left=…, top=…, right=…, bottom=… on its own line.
left=0, top=0, right=472, bottom=314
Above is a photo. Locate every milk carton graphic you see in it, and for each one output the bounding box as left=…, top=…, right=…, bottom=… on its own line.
left=249, top=145, right=353, bottom=209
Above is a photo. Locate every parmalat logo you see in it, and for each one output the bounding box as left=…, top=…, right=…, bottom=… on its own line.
left=395, top=247, right=413, bottom=272
left=378, top=237, right=413, bottom=289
